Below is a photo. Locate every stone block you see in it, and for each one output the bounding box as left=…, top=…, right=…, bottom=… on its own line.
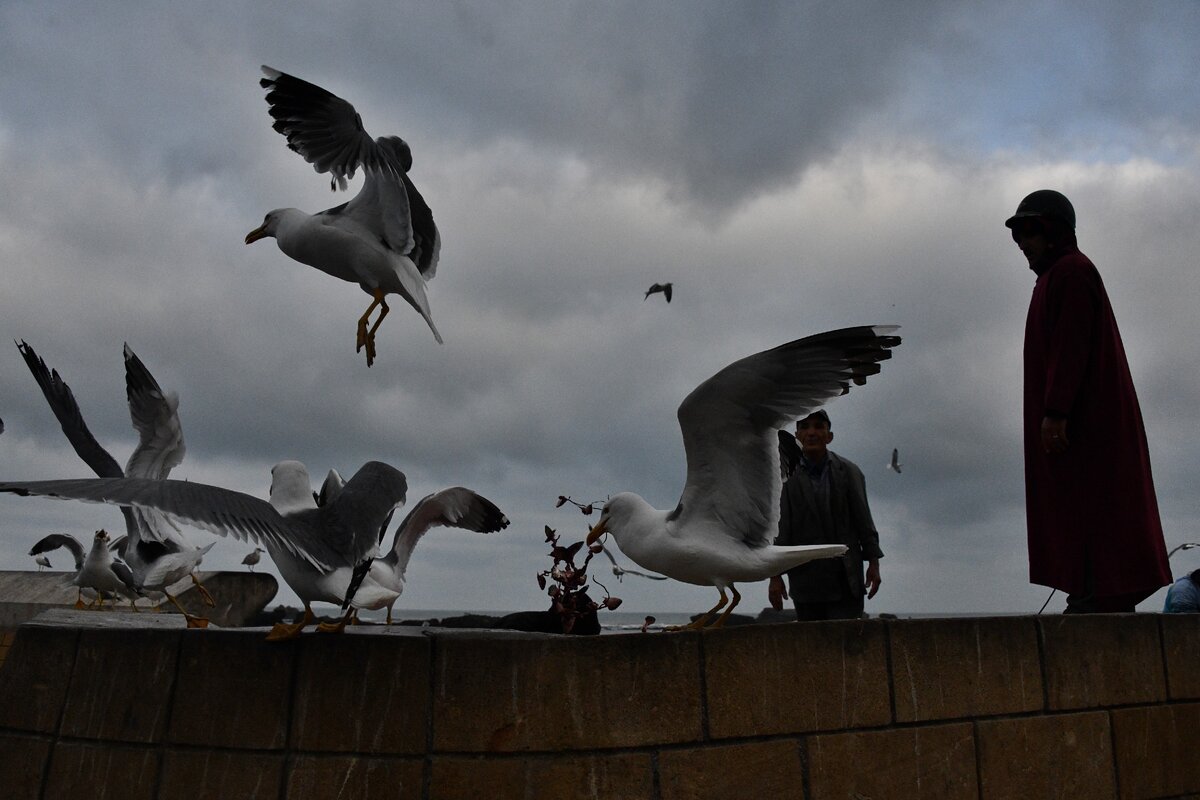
left=168, top=629, right=293, bottom=749
left=658, top=740, right=802, bottom=800
left=1112, top=702, right=1200, bottom=799
left=431, top=752, right=654, bottom=800
left=808, top=722, right=977, bottom=800
left=704, top=620, right=890, bottom=738
left=44, top=741, right=158, bottom=800
left=290, top=630, right=430, bottom=754
left=59, top=627, right=181, bottom=743
left=1161, top=614, right=1200, bottom=700
left=431, top=629, right=704, bottom=752
left=891, top=616, right=1043, bottom=722
left=0, top=732, right=52, bottom=800
left=0, top=625, right=78, bottom=732
left=159, top=750, right=285, bottom=800
left=976, top=711, right=1114, bottom=800
left=1039, top=615, right=1166, bottom=710
left=285, top=754, right=422, bottom=798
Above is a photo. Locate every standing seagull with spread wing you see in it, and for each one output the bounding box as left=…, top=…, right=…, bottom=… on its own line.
left=341, top=487, right=510, bottom=624
left=587, top=326, right=900, bottom=629
left=0, top=460, right=410, bottom=641
left=245, top=66, right=442, bottom=366
left=16, top=341, right=216, bottom=626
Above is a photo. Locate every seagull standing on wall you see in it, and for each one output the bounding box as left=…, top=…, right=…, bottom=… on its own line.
left=30, top=530, right=143, bottom=609
left=16, top=341, right=217, bottom=626
left=0, top=460, right=410, bottom=641
left=587, top=326, right=900, bottom=629
left=245, top=66, right=442, bottom=366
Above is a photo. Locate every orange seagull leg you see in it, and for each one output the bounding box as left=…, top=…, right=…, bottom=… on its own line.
left=266, top=604, right=315, bottom=642
left=191, top=573, right=217, bottom=607
left=711, top=585, right=742, bottom=628
left=165, top=591, right=210, bottom=628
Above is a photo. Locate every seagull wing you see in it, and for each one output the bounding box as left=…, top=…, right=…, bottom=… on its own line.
left=663, top=284, right=673, bottom=303
left=16, top=341, right=124, bottom=479
left=778, top=429, right=802, bottom=481
left=320, top=461, right=409, bottom=567
left=0, top=478, right=333, bottom=571
left=122, top=345, right=185, bottom=480
left=123, top=344, right=190, bottom=544
left=383, top=487, right=509, bottom=574
left=674, top=326, right=900, bottom=548
left=259, top=66, right=394, bottom=189
left=29, top=533, right=85, bottom=572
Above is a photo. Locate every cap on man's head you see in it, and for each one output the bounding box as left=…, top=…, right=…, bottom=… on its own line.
left=797, top=410, right=831, bottom=429
left=1005, top=189, right=1076, bottom=230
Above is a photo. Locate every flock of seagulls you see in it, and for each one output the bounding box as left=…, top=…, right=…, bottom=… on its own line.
left=1, top=66, right=906, bottom=634
left=16, top=341, right=216, bottom=625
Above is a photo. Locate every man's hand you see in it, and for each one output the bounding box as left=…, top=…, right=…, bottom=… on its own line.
left=865, top=559, right=882, bottom=599
left=768, top=575, right=788, bottom=611
left=1041, top=415, right=1069, bottom=454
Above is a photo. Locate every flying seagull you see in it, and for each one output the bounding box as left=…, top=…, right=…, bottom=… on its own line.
left=245, top=66, right=442, bottom=367
left=340, top=486, right=510, bottom=624
left=887, top=448, right=903, bottom=473
left=644, top=283, right=673, bottom=303
left=587, top=325, right=900, bottom=629
left=16, top=341, right=216, bottom=626
left=0, top=460, right=409, bottom=641
left=29, top=530, right=144, bottom=609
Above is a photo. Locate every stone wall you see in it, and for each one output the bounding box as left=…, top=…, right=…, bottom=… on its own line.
left=0, top=610, right=1197, bottom=799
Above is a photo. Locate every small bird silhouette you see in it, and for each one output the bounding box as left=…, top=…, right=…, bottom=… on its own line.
left=644, top=283, right=673, bottom=303
left=242, top=547, right=266, bottom=572
left=887, top=448, right=903, bottom=473
left=35, top=554, right=52, bottom=571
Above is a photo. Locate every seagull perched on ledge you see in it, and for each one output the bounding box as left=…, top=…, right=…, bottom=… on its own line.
left=30, top=530, right=143, bottom=609
left=0, top=460, right=409, bottom=641
left=587, top=325, right=901, bottom=629
left=245, top=66, right=442, bottom=367
left=16, top=341, right=216, bottom=626
left=340, top=486, right=510, bottom=624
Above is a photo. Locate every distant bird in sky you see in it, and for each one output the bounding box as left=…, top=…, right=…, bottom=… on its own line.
left=245, top=66, right=442, bottom=367
left=29, top=530, right=143, bottom=609
left=341, top=486, right=510, bottom=624
left=0, top=416, right=4, bottom=435
left=644, top=282, right=673, bottom=303
left=241, top=547, right=266, bottom=572
left=0, top=460, right=409, bottom=640
left=587, top=325, right=900, bottom=629
left=16, top=341, right=216, bottom=626
left=34, top=554, right=51, bottom=571
left=887, top=448, right=903, bottom=473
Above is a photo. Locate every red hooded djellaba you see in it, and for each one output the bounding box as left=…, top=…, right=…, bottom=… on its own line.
left=1009, top=190, right=1170, bottom=612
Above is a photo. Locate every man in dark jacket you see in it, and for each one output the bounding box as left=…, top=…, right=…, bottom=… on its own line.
left=1009, top=189, right=1170, bottom=613
left=769, top=410, right=883, bottom=620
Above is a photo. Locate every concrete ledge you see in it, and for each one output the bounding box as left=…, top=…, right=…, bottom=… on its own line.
left=0, top=612, right=1196, bottom=799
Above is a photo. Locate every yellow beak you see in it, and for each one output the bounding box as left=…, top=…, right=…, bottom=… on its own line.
left=245, top=224, right=268, bottom=244
left=585, top=517, right=608, bottom=546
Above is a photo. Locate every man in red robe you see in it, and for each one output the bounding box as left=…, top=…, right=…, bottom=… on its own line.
left=1008, top=190, right=1170, bottom=612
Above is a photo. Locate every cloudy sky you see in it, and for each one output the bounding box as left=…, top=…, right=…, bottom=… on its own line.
left=1, top=1, right=1198, bottom=618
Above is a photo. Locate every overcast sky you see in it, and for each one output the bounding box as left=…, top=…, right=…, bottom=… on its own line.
left=1, top=1, right=1198, bottom=618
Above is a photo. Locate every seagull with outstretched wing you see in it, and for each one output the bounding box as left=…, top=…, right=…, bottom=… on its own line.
left=0, top=460, right=409, bottom=640
left=587, top=326, right=900, bottom=629
left=16, top=341, right=216, bottom=626
left=245, top=66, right=442, bottom=366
